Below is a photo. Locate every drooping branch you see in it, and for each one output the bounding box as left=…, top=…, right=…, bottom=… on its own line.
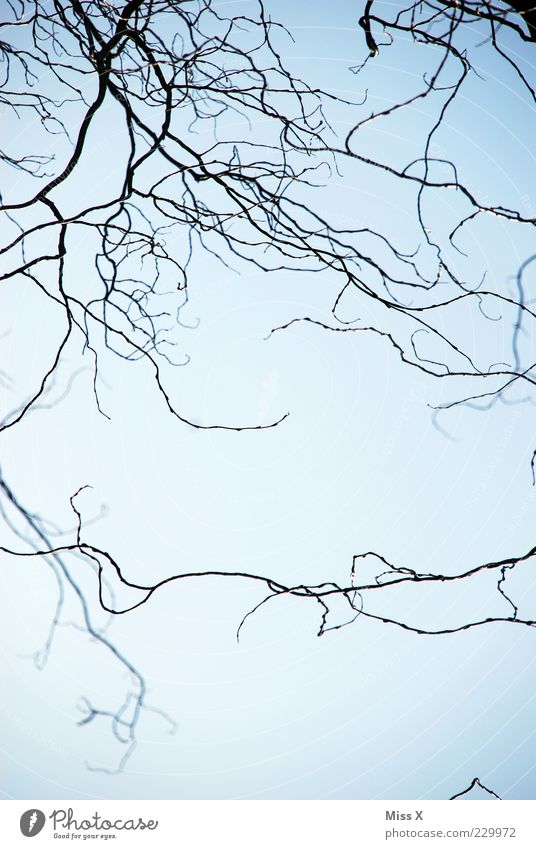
left=0, top=469, right=176, bottom=773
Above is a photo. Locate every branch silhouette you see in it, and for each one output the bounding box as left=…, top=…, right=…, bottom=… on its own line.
left=450, top=777, right=502, bottom=800
left=1, top=0, right=535, bottom=783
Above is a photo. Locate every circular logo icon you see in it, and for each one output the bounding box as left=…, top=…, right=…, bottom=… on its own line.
left=20, top=810, right=46, bottom=837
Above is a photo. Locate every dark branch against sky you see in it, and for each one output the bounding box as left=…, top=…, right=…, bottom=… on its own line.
left=1, top=0, right=535, bottom=796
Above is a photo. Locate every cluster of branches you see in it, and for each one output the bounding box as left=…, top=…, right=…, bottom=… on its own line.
left=1, top=0, right=535, bottom=783
left=1, top=0, right=536, bottom=430
left=360, top=1, right=536, bottom=60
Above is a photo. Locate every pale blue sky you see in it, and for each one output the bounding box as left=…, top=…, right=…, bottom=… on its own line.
left=1, top=0, right=536, bottom=800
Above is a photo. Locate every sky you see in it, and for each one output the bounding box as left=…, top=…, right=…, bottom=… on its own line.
left=1, top=0, right=536, bottom=800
